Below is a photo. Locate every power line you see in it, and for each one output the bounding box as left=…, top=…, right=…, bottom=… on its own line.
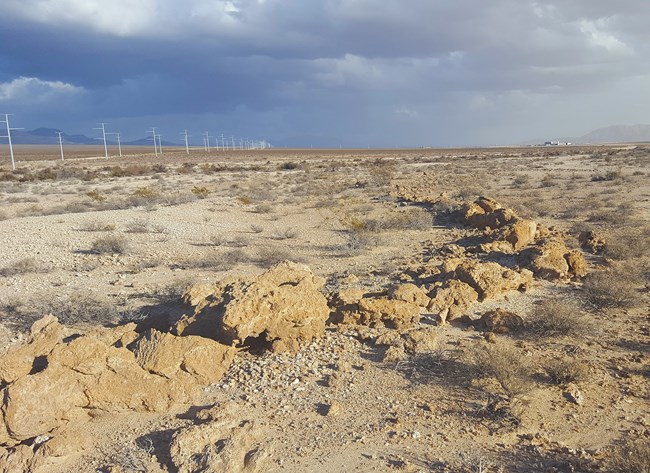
left=93, top=123, right=109, bottom=159
left=148, top=127, right=158, bottom=156
left=0, top=114, right=23, bottom=170
left=57, top=131, right=65, bottom=161
left=181, top=130, right=190, bottom=154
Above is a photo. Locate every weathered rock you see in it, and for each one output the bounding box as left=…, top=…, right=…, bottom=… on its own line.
left=170, top=402, right=269, bottom=473
left=0, top=315, right=63, bottom=385
left=382, top=346, right=409, bottom=363
left=563, top=384, right=584, bottom=405
left=520, top=238, right=587, bottom=280
left=454, top=260, right=533, bottom=301
left=176, top=262, right=329, bottom=352
left=462, top=197, right=518, bottom=230
left=327, top=288, right=367, bottom=325
left=476, top=309, right=523, bottom=334
left=578, top=230, right=606, bottom=255
left=389, top=283, right=430, bottom=307
left=133, top=329, right=235, bottom=384
left=428, top=280, right=479, bottom=322
left=357, top=298, right=421, bottom=330
left=492, top=217, right=538, bottom=251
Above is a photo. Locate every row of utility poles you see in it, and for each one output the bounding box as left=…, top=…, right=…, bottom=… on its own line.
left=1, top=114, right=271, bottom=169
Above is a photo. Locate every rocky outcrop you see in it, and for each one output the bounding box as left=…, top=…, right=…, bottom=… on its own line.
left=0, top=316, right=235, bottom=451
left=475, top=309, right=524, bottom=334
left=176, top=261, right=329, bottom=352
left=170, top=402, right=269, bottom=473
left=453, top=260, right=533, bottom=301
left=328, top=286, right=423, bottom=330
left=519, top=237, right=587, bottom=280
left=427, top=280, right=479, bottom=323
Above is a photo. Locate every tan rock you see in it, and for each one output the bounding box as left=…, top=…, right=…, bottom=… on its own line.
left=133, top=329, right=235, bottom=384
left=357, top=298, right=421, bottom=330
left=327, top=288, right=367, bottom=325
left=170, top=402, right=269, bottom=473
left=454, top=260, right=532, bottom=301
left=493, top=217, right=537, bottom=250
left=382, top=346, right=409, bottom=363
left=0, top=315, right=63, bottom=384
left=389, top=283, right=430, bottom=307
left=476, top=309, right=523, bottom=334
left=177, top=262, right=329, bottom=352
left=578, top=230, right=606, bottom=255
left=428, top=280, right=479, bottom=322
left=520, top=238, right=587, bottom=280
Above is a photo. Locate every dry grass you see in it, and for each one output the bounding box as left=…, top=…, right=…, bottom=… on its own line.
left=524, top=299, right=592, bottom=339
left=582, top=267, right=643, bottom=309
left=0, top=258, right=49, bottom=277
left=608, top=439, right=650, bottom=473
left=90, top=235, right=130, bottom=254
left=543, top=358, right=589, bottom=385
left=471, top=343, right=532, bottom=399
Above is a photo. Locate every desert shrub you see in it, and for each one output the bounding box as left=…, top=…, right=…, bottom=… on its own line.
left=255, top=247, right=293, bottom=267
left=543, top=358, right=589, bottom=385
left=253, top=203, right=274, bottom=213
left=591, top=170, right=622, bottom=182
left=512, top=174, right=530, bottom=187
left=540, top=174, right=556, bottom=187
left=125, top=218, right=151, bottom=233
left=109, top=165, right=151, bottom=177
left=608, top=438, right=650, bottom=473
left=524, top=299, right=592, bottom=339
left=587, top=207, right=631, bottom=226
left=208, top=234, right=227, bottom=246
left=184, top=249, right=249, bottom=271
left=228, top=235, right=250, bottom=248
left=582, top=267, right=643, bottom=309
left=90, top=235, right=129, bottom=254
left=79, top=220, right=116, bottom=232
left=151, top=164, right=168, bottom=173
left=47, top=291, right=122, bottom=325
left=604, top=228, right=650, bottom=260
left=279, top=161, right=299, bottom=170
left=238, top=195, right=252, bottom=205
left=0, top=258, right=48, bottom=277
left=191, top=186, right=210, bottom=199
left=471, top=343, right=531, bottom=398
left=250, top=224, right=264, bottom=233
left=272, top=228, right=298, bottom=240
left=85, top=190, right=107, bottom=202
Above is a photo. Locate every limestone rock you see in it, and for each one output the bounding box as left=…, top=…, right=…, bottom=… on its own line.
left=462, top=197, right=518, bottom=230
left=170, top=402, right=269, bottom=473
left=476, top=309, right=523, bottom=334
left=454, top=260, right=532, bottom=301
left=0, top=315, right=63, bottom=385
left=388, top=283, right=430, bottom=307
left=578, top=230, right=606, bottom=255
left=492, top=217, right=537, bottom=251
left=177, top=262, right=329, bottom=352
left=520, top=238, right=587, bottom=280
left=327, top=288, right=367, bottom=325
left=428, top=280, right=479, bottom=323
left=133, top=329, right=235, bottom=384
left=357, top=298, right=421, bottom=330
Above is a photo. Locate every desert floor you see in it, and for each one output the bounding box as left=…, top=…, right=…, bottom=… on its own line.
left=0, top=145, right=648, bottom=472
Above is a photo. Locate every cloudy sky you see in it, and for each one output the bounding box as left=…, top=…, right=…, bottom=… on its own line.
left=0, top=0, right=648, bottom=147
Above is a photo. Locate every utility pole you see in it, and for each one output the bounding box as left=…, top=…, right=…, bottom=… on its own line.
left=149, top=127, right=158, bottom=156
left=221, top=134, right=226, bottom=151
left=94, top=123, right=109, bottom=159
left=215, top=137, right=220, bottom=151
left=204, top=132, right=211, bottom=152
left=57, top=131, right=65, bottom=160
left=182, top=130, right=190, bottom=154
left=107, top=132, right=122, bottom=157
left=1, top=114, right=23, bottom=170
left=157, top=134, right=163, bottom=155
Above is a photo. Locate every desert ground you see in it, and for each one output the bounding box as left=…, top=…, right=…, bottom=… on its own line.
left=0, top=144, right=648, bottom=472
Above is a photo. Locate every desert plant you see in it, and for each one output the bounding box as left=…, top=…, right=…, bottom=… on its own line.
left=272, top=228, right=298, bottom=240
left=253, top=203, right=274, bottom=213
left=608, top=438, right=650, bottom=473
left=471, top=343, right=532, bottom=398
left=0, top=258, right=48, bottom=277
left=46, top=291, right=121, bottom=325
left=90, top=235, right=129, bottom=254
left=255, top=246, right=293, bottom=267
left=540, top=174, right=556, bottom=187
left=85, top=190, right=107, bottom=202
left=524, top=299, right=592, bottom=338
left=250, top=224, right=264, bottom=233
left=543, top=358, right=589, bottom=385
left=79, top=220, right=116, bottom=232
left=191, top=186, right=210, bottom=199
left=208, top=234, right=227, bottom=246
left=582, top=267, right=643, bottom=309
left=125, top=218, right=151, bottom=233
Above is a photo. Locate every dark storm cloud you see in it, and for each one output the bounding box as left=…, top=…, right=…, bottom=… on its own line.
left=0, top=0, right=649, bottom=146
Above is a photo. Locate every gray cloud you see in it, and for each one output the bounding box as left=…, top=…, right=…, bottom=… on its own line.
left=0, top=0, right=648, bottom=146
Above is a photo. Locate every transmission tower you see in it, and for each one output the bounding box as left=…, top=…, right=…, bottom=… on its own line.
left=0, top=114, right=23, bottom=170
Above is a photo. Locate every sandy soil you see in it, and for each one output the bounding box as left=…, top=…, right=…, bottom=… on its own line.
left=0, top=145, right=648, bottom=472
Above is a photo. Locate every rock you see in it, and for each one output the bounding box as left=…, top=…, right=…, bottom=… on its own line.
left=170, top=402, right=269, bottom=473
left=428, top=280, right=479, bottom=323
left=563, top=384, right=584, bottom=405
left=327, top=288, right=368, bottom=325
left=0, top=315, right=64, bottom=385
left=177, top=262, right=330, bottom=352
left=357, top=298, right=421, bottom=330
left=492, top=217, right=537, bottom=251
left=133, top=329, right=236, bottom=384
left=520, top=238, right=587, bottom=280
left=454, top=260, right=533, bottom=301
left=375, top=326, right=437, bottom=354
left=578, top=230, right=606, bottom=255
left=461, top=197, right=518, bottom=230
left=388, top=284, right=430, bottom=307
left=382, top=346, right=409, bottom=363
left=476, top=309, right=523, bottom=334
left=324, top=401, right=342, bottom=417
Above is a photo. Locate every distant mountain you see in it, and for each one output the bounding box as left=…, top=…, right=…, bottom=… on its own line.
left=3, top=127, right=97, bottom=145
left=124, top=137, right=180, bottom=147
left=575, top=124, right=650, bottom=144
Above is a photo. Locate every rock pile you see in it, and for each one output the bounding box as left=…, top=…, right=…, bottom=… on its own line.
left=175, top=261, right=330, bottom=353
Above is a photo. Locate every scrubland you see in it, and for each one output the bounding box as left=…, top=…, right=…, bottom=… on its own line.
left=0, top=145, right=648, bottom=472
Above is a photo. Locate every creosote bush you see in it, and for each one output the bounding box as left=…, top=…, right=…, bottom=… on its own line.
left=90, top=235, right=129, bottom=254
left=471, top=343, right=532, bottom=399
left=524, top=299, right=592, bottom=339
left=47, top=292, right=122, bottom=325
left=0, top=258, right=49, bottom=277
left=543, top=358, right=589, bottom=385
left=582, top=267, right=643, bottom=309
